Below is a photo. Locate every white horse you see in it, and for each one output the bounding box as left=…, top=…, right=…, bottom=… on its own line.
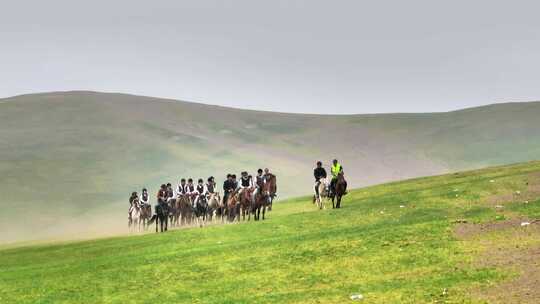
left=207, top=192, right=222, bottom=223
left=314, top=178, right=329, bottom=210
left=128, top=202, right=141, bottom=232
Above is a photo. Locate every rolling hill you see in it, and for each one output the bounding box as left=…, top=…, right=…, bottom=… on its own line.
left=1, top=91, right=540, bottom=243
left=1, top=162, right=540, bottom=303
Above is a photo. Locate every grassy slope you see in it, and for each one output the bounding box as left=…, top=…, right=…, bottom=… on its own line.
left=1, top=91, right=539, bottom=242
left=1, top=161, right=539, bottom=303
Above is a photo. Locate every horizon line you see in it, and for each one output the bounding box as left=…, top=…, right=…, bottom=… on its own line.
left=1, top=89, right=538, bottom=116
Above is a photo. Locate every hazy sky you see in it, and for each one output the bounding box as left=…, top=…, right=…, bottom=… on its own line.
left=1, top=1, right=540, bottom=114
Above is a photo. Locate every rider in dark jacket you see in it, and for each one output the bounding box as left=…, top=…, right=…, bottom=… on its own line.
left=313, top=161, right=327, bottom=196
left=222, top=174, right=234, bottom=206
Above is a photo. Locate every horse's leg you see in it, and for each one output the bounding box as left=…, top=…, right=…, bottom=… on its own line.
left=155, top=217, right=158, bottom=233
left=165, top=215, right=168, bottom=231
left=262, top=206, right=266, bottom=220
left=337, top=195, right=342, bottom=208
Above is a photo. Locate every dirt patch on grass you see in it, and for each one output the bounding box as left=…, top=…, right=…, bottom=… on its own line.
left=473, top=245, right=540, bottom=303
left=455, top=218, right=540, bottom=240
left=455, top=172, right=540, bottom=303
left=456, top=220, right=540, bottom=303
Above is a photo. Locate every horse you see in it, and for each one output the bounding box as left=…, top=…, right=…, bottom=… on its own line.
left=193, top=194, right=208, bottom=227
left=149, top=202, right=169, bottom=232
left=253, top=174, right=277, bottom=220
left=265, top=174, right=277, bottom=211
left=139, top=203, right=152, bottom=230
left=314, top=177, right=329, bottom=210
left=177, top=194, right=193, bottom=226
left=332, top=172, right=347, bottom=209
left=206, top=192, right=222, bottom=223
left=239, top=187, right=254, bottom=221
left=168, top=198, right=181, bottom=227
left=128, top=200, right=141, bottom=232
left=226, top=189, right=241, bottom=222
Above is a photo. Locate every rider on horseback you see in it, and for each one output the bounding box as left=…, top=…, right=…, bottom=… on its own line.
left=129, top=191, right=138, bottom=205
left=206, top=176, right=215, bottom=193
left=252, top=168, right=264, bottom=202
left=238, top=171, right=253, bottom=195
left=176, top=178, right=187, bottom=197
left=223, top=174, right=234, bottom=206
left=166, top=183, right=175, bottom=203
left=157, top=184, right=167, bottom=205
left=330, top=159, right=347, bottom=196
left=140, top=188, right=150, bottom=207
left=193, top=178, right=207, bottom=207
left=231, top=174, right=238, bottom=190
left=186, top=178, right=196, bottom=203
left=314, top=161, right=327, bottom=197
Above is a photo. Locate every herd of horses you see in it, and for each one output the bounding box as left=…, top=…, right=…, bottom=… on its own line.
left=313, top=172, right=347, bottom=210
left=128, top=174, right=277, bottom=233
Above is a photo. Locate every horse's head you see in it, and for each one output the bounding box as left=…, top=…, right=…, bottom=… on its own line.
left=263, top=174, right=276, bottom=196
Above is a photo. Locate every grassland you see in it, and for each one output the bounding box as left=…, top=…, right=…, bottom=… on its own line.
left=1, top=161, right=539, bottom=303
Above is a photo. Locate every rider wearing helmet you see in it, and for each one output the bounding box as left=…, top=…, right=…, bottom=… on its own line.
left=193, top=178, right=207, bottom=207
left=238, top=171, right=253, bottom=196
left=223, top=174, right=234, bottom=206
left=140, top=188, right=149, bottom=207
left=176, top=178, right=187, bottom=198
left=252, top=168, right=264, bottom=202
left=157, top=184, right=167, bottom=205
left=206, top=176, right=216, bottom=195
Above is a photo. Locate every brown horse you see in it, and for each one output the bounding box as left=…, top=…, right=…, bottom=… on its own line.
left=239, top=188, right=254, bottom=221
left=332, top=172, right=347, bottom=209
left=227, top=189, right=240, bottom=222
left=139, top=204, right=152, bottom=230
left=177, top=195, right=193, bottom=226
left=168, top=199, right=181, bottom=227
left=253, top=174, right=277, bottom=220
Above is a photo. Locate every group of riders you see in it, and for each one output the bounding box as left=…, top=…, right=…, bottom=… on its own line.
left=128, top=168, right=277, bottom=232
left=313, top=159, right=348, bottom=209
left=128, top=158, right=347, bottom=232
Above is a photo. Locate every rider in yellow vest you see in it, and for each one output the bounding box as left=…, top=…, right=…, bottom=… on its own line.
left=330, top=159, right=346, bottom=195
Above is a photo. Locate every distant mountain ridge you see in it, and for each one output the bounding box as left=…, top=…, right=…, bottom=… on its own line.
left=1, top=91, right=539, bottom=243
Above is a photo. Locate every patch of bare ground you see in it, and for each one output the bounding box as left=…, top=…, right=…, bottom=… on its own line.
left=455, top=218, right=540, bottom=240
left=455, top=172, right=540, bottom=303
left=472, top=243, right=540, bottom=303
left=456, top=219, right=540, bottom=303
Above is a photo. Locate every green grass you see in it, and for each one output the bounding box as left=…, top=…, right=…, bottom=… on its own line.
left=1, top=161, right=540, bottom=303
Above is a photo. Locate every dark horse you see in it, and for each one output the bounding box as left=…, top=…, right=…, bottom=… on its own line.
left=149, top=202, right=169, bottom=232
left=331, top=172, right=347, bottom=209
left=194, top=194, right=208, bottom=227
left=253, top=174, right=277, bottom=220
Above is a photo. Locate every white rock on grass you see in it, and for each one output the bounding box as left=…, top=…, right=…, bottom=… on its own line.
left=490, top=180, right=495, bottom=183
left=350, top=294, right=364, bottom=301
left=399, top=205, right=405, bottom=208
left=521, top=222, right=531, bottom=227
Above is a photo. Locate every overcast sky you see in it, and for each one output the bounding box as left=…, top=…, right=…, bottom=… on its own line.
left=1, top=1, right=539, bottom=114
